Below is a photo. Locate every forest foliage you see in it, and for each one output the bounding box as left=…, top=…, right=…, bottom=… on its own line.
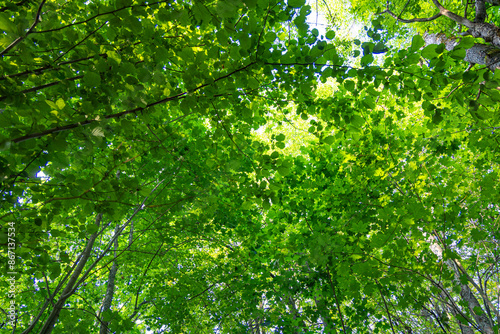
left=0, top=0, right=499, bottom=333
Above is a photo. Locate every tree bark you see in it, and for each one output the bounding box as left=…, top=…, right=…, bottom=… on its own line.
left=429, top=0, right=500, bottom=47
left=383, top=0, right=500, bottom=49
left=428, top=238, right=494, bottom=334
left=99, top=224, right=120, bottom=334
left=423, top=33, right=500, bottom=70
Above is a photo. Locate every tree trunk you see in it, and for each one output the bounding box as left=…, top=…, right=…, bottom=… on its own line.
left=35, top=213, right=103, bottom=334
left=423, top=33, right=500, bottom=70
left=446, top=260, right=495, bottom=334
left=99, top=224, right=120, bottom=334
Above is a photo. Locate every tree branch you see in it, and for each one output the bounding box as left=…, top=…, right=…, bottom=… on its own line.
left=31, top=0, right=170, bottom=34
left=0, top=75, right=84, bottom=101
left=377, top=282, right=397, bottom=334
left=52, top=21, right=108, bottom=64
left=0, top=0, right=46, bottom=56
left=99, top=224, right=120, bottom=334
left=431, top=0, right=475, bottom=28
left=326, top=266, right=347, bottom=333
left=9, top=61, right=256, bottom=144
left=35, top=213, right=103, bottom=334
left=380, top=9, right=442, bottom=23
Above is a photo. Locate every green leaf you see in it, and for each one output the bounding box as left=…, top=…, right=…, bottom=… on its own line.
left=350, top=115, right=365, bottom=127
left=276, top=142, right=286, bottom=149
left=241, top=200, right=253, bottom=210
left=432, top=109, right=443, bottom=124
left=361, top=54, right=374, bottom=66
left=216, top=1, right=239, bottom=18
left=46, top=100, right=58, bottom=109
left=262, top=198, right=271, bottom=210
left=410, top=35, right=425, bottom=52
left=101, top=310, right=113, bottom=322
left=459, top=36, right=475, bottom=49
left=0, top=231, right=7, bottom=244
left=0, top=140, right=12, bottom=151
left=276, top=133, right=286, bottom=141
left=473, top=306, right=485, bottom=315
left=106, top=50, right=121, bottom=64
left=0, top=13, right=16, bottom=33
left=137, top=67, right=151, bottom=83
left=265, top=32, right=277, bottom=42
left=373, top=42, right=387, bottom=54
left=248, top=77, right=260, bottom=89
left=450, top=48, right=466, bottom=60
left=83, top=72, right=101, bottom=87
left=87, top=223, right=99, bottom=234
left=344, top=80, right=355, bottom=92
left=455, top=314, right=469, bottom=324
left=56, top=98, right=66, bottom=110
left=421, top=44, right=439, bottom=59
left=288, top=0, right=306, bottom=8
left=325, top=30, right=335, bottom=40
left=49, top=263, right=61, bottom=280
left=277, top=166, right=290, bottom=176
left=323, top=135, right=335, bottom=145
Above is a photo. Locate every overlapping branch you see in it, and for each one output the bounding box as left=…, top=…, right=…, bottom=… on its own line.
left=380, top=8, right=442, bottom=23
left=0, top=0, right=46, bottom=56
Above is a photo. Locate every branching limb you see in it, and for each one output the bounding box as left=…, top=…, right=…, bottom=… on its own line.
left=33, top=213, right=103, bottom=334
left=99, top=224, right=120, bottom=334
left=380, top=8, right=442, bottom=23
left=326, top=266, right=347, bottom=333
left=9, top=61, right=255, bottom=144
left=380, top=0, right=441, bottom=23
left=431, top=0, right=475, bottom=28
left=376, top=282, right=397, bottom=334
left=52, top=21, right=108, bottom=64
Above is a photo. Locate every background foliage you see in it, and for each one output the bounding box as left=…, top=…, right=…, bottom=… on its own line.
left=0, top=0, right=499, bottom=333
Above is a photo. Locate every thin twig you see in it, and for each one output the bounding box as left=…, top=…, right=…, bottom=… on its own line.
left=326, top=266, right=347, bottom=333
left=52, top=21, right=108, bottom=64
left=377, top=282, right=397, bottom=334
left=380, top=8, right=442, bottom=23
left=0, top=0, right=47, bottom=56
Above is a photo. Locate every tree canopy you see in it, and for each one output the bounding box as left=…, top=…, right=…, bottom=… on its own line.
left=0, top=0, right=499, bottom=333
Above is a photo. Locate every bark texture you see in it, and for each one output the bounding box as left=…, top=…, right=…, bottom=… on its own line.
left=424, top=33, right=500, bottom=70
left=99, top=224, right=120, bottom=334
left=382, top=0, right=500, bottom=50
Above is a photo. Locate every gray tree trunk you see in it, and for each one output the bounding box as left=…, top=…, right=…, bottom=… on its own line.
left=446, top=260, right=494, bottom=334
left=99, top=224, right=120, bottom=334
left=35, top=213, right=103, bottom=334
left=423, top=33, right=500, bottom=70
